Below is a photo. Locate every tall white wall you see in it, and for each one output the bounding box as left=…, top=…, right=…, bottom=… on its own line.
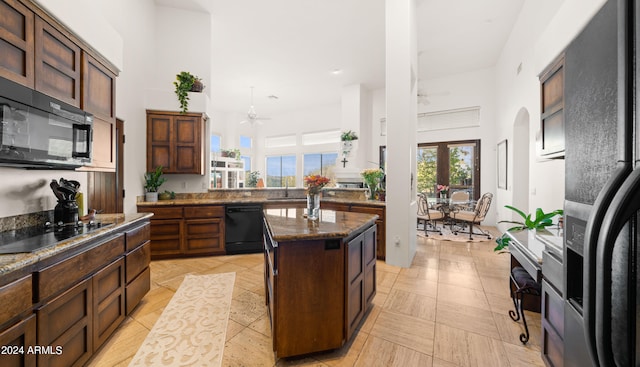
left=493, top=0, right=607, bottom=223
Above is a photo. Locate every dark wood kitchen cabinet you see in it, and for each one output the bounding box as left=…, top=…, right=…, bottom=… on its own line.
left=34, top=15, right=82, bottom=108
left=0, top=274, right=35, bottom=367
left=538, top=54, right=565, bottom=158
left=124, top=222, right=151, bottom=314
left=0, top=0, right=35, bottom=87
left=146, top=110, right=206, bottom=174
left=81, top=51, right=117, bottom=171
left=345, top=225, right=376, bottom=340
left=137, top=204, right=225, bottom=259
left=321, top=201, right=386, bottom=260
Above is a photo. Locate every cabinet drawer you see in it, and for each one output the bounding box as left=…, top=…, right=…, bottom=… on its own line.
left=149, top=220, right=181, bottom=239
left=185, top=219, right=222, bottom=237
left=138, top=206, right=183, bottom=219
left=125, top=222, right=150, bottom=251
left=542, top=280, right=564, bottom=337
left=184, top=205, right=224, bottom=218
left=37, top=234, right=124, bottom=302
left=0, top=314, right=36, bottom=367
left=126, top=241, right=151, bottom=284
left=0, top=275, right=32, bottom=328
left=542, top=250, right=563, bottom=294
left=126, top=267, right=150, bottom=314
left=185, top=237, right=224, bottom=253
left=542, top=315, right=564, bottom=367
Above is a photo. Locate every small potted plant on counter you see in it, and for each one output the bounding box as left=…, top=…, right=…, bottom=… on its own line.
left=246, top=171, right=261, bottom=187
left=494, top=206, right=563, bottom=252
left=144, top=166, right=167, bottom=202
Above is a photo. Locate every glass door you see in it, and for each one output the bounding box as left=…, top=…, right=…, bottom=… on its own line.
left=417, top=140, right=480, bottom=200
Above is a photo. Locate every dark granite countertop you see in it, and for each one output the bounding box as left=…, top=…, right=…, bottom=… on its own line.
left=0, top=213, right=152, bottom=277
left=264, top=208, right=378, bottom=242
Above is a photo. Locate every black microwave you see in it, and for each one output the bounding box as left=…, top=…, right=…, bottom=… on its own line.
left=0, top=78, right=92, bottom=169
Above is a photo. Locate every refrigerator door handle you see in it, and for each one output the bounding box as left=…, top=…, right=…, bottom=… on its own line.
left=594, top=168, right=640, bottom=367
left=582, top=164, right=631, bottom=365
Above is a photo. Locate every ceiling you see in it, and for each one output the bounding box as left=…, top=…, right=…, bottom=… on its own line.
left=155, top=0, right=525, bottom=116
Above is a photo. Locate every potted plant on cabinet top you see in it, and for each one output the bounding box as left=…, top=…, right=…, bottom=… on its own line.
left=144, top=166, right=167, bottom=202
left=494, top=206, right=563, bottom=252
left=340, top=130, right=358, bottom=157
left=174, top=71, right=204, bottom=114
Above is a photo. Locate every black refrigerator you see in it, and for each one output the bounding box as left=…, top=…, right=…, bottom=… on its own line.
left=563, top=0, right=640, bottom=366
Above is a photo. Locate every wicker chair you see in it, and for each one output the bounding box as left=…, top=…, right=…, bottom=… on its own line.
left=417, top=193, right=444, bottom=236
left=452, top=192, right=493, bottom=239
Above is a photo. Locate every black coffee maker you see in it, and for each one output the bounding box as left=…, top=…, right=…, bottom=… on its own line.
left=50, top=178, right=80, bottom=225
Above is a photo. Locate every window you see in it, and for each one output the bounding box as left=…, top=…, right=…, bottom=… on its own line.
left=211, top=134, right=221, bottom=153
left=417, top=140, right=480, bottom=200
left=303, top=153, right=338, bottom=181
left=302, top=130, right=340, bottom=145
left=240, top=135, right=252, bottom=149
left=265, top=134, right=296, bottom=148
left=242, top=155, right=251, bottom=174
left=266, top=155, right=296, bottom=187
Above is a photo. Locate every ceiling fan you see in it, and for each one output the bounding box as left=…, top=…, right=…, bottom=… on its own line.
left=240, top=87, right=270, bottom=125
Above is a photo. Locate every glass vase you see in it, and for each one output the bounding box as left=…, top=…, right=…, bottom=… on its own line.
left=366, top=183, right=378, bottom=200
left=307, top=192, right=320, bottom=220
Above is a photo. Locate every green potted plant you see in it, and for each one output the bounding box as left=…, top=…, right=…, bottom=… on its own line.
left=340, top=130, right=358, bottom=141
left=144, top=166, right=167, bottom=202
left=246, top=171, right=260, bottom=187
left=494, top=205, right=563, bottom=252
left=174, top=71, right=204, bottom=114
left=221, top=148, right=241, bottom=160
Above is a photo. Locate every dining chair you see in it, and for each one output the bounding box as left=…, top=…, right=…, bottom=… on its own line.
left=416, top=193, right=444, bottom=236
left=452, top=192, right=493, bottom=239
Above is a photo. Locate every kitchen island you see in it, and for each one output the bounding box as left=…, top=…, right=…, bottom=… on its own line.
left=263, top=208, right=378, bottom=358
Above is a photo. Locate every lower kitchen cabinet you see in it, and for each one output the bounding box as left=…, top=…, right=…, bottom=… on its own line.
left=137, top=204, right=225, bottom=258
left=0, top=314, right=36, bottom=367
left=37, top=278, right=93, bottom=367
left=92, top=258, right=125, bottom=351
left=345, top=225, right=377, bottom=340
left=321, top=201, right=386, bottom=260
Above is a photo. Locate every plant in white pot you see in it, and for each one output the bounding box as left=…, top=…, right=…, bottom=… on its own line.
left=144, top=166, right=167, bottom=202
left=494, top=206, right=563, bottom=252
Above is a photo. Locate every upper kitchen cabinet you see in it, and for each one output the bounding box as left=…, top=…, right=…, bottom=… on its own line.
left=0, top=0, right=35, bottom=87
left=538, top=54, right=565, bottom=159
left=81, top=52, right=117, bottom=171
left=146, top=110, right=206, bottom=175
left=34, top=16, right=81, bottom=108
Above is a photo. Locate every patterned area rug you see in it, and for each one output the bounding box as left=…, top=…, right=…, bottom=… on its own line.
left=129, top=272, right=236, bottom=367
left=417, top=225, right=493, bottom=242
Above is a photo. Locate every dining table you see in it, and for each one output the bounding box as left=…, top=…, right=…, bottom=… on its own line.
left=426, top=197, right=474, bottom=229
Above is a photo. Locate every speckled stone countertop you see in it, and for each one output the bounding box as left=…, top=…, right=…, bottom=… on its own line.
left=135, top=189, right=386, bottom=208
left=264, top=208, right=378, bottom=242
left=0, top=213, right=152, bottom=279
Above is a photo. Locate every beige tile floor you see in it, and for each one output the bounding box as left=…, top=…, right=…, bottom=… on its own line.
left=87, top=227, right=544, bottom=367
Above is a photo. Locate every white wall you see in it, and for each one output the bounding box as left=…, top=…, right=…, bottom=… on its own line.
left=493, top=0, right=607, bottom=223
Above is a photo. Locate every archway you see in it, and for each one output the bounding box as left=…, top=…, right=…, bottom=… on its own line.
left=512, top=107, right=530, bottom=219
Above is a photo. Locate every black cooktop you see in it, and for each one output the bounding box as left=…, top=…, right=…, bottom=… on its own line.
left=0, top=221, right=113, bottom=255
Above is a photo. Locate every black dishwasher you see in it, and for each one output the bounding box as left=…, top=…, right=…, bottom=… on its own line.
left=225, top=204, right=264, bottom=254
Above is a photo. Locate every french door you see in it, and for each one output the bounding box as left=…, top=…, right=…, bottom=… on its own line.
left=417, top=139, right=480, bottom=200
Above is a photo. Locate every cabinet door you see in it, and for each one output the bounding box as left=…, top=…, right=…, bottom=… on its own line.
left=146, top=113, right=173, bottom=172
left=148, top=219, right=183, bottom=258
left=34, top=16, right=81, bottom=107
left=346, top=232, right=365, bottom=340
left=92, top=257, right=125, bottom=351
left=363, top=225, right=377, bottom=306
left=0, top=0, right=34, bottom=87
left=0, top=314, right=36, bottom=367
left=81, top=52, right=116, bottom=171
left=184, top=218, right=224, bottom=255
left=175, top=114, right=203, bottom=174
left=37, top=279, right=93, bottom=367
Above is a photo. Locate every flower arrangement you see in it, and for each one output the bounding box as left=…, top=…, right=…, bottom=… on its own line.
left=304, top=175, right=330, bottom=194
left=436, top=184, right=449, bottom=194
